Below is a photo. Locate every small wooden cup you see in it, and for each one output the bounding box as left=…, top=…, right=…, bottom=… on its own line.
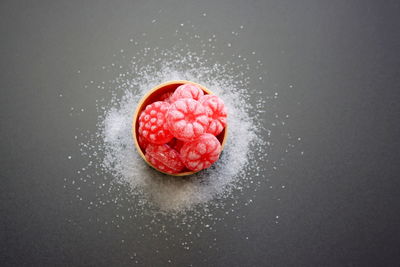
left=132, top=80, right=228, bottom=176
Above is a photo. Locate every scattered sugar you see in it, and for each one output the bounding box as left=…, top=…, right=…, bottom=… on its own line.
left=70, top=17, right=301, bottom=243
left=99, top=51, right=264, bottom=213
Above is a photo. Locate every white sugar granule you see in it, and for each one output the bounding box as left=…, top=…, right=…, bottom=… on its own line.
left=96, top=49, right=265, bottom=214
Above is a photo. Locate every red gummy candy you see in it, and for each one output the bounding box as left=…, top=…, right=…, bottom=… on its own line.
left=199, top=95, right=227, bottom=136
left=169, top=83, right=204, bottom=103
left=145, top=144, right=184, bottom=174
left=166, top=98, right=209, bottom=141
left=180, top=133, right=222, bottom=172
left=138, top=101, right=173, bottom=144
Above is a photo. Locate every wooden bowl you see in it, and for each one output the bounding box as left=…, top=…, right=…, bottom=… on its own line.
left=132, top=80, right=228, bottom=176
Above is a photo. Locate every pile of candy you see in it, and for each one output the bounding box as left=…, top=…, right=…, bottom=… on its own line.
left=137, top=83, right=227, bottom=174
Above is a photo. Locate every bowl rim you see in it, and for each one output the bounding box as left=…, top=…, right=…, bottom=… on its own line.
left=132, top=80, right=228, bottom=176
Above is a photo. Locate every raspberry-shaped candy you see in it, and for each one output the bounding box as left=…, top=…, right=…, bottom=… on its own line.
left=180, top=133, right=222, bottom=172
left=145, top=144, right=184, bottom=174
left=169, top=83, right=204, bottom=103
left=166, top=98, right=209, bottom=141
left=199, top=95, right=227, bottom=136
left=138, top=101, right=173, bottom=144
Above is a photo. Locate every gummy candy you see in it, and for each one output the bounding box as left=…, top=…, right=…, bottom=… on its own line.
left=138, top=101, right=173, bottom=144
left=180, top=133, right=222, bottom=172
left=169, top=83, right=204, bottom=103
left=199, top=95, right=227, bottom=136
left=145, top=144, right=184, bottom=174
left=166, top=98, right=209, bottom=141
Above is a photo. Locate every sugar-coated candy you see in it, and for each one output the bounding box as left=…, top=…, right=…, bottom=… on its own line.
left=138, top=101, right=173, bottom=144
left=166, top=98, right=209, bottom=141
left=169, top=83, right=204, bottom=103
left=199, top=95, right=227, bottom=136
left=145, top=144, right=184, bottom=174
left=180, top=133, right=222, bottom=172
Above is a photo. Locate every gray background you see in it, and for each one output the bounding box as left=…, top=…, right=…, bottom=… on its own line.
left=1, top=0, right=400, bottom=266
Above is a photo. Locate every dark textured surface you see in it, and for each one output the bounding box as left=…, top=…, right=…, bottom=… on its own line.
left=1, top=1, right=400, bottom=266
